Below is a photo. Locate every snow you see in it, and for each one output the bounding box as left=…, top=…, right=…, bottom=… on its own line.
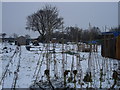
left=0, top=42, right=120, bottom=89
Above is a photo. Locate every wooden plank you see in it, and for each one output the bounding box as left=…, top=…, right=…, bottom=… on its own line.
left=116, top=35, right=120, bottom=60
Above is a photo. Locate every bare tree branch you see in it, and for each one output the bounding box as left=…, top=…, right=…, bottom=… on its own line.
left=26, top=5, right=64, bottom=42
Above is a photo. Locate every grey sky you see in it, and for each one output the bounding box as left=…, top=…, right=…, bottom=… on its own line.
left=0, top=2, right=2, bottom=34
left=2, top=2, right=118, bottom=38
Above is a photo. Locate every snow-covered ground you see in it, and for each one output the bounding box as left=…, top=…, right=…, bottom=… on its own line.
left=0, top=42, right=120, bottom=89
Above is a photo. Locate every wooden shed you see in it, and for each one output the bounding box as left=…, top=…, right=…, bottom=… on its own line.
left=116, top=35, right=120, bottom=60
left=16, top=36, right=27, bottom=46
left=101, top=31, right=120, bottom=60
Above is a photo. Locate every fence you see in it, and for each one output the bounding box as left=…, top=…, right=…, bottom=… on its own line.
left=116, top=35, right=120, bottom=60
left=101, top=34, right=120, bottom=60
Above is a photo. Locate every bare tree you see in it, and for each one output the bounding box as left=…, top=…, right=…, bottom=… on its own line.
left=26, top=5, right=64, bottom=42
left=25, top=34, right=31, bottom=39
left=12, top=33, right=18, bottom=39
left=0, top=33, right=6, bottom=42
left=65, top=26, right=82, bottom=42
left=109, top=25, right=120, bottom=32
left=89, top=27, right=101, bottom=40
left=1, top=33, right=6, bottom=39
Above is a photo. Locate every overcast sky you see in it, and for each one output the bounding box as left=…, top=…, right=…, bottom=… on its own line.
left=0, top=2, right=2, bottom=34
left=2, top=2, right=118, bottom=38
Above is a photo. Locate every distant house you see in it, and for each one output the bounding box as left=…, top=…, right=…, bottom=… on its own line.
left=16, top=36, right=28, bottom=46
left=1, top=38, right=15, bottom=42
left=101, top=31, right=120, bottom=60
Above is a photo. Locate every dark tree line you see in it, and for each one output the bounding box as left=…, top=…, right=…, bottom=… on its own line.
left=109, top=25, right=120, bottom=32
left=52, top=26, right=101, bottom=43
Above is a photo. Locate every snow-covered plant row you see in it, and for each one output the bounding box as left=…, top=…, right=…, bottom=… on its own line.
left=0, top=42, right=120, bottom=89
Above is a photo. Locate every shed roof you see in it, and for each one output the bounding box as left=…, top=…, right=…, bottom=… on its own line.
left=102, top=31, right=120, bottom=37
